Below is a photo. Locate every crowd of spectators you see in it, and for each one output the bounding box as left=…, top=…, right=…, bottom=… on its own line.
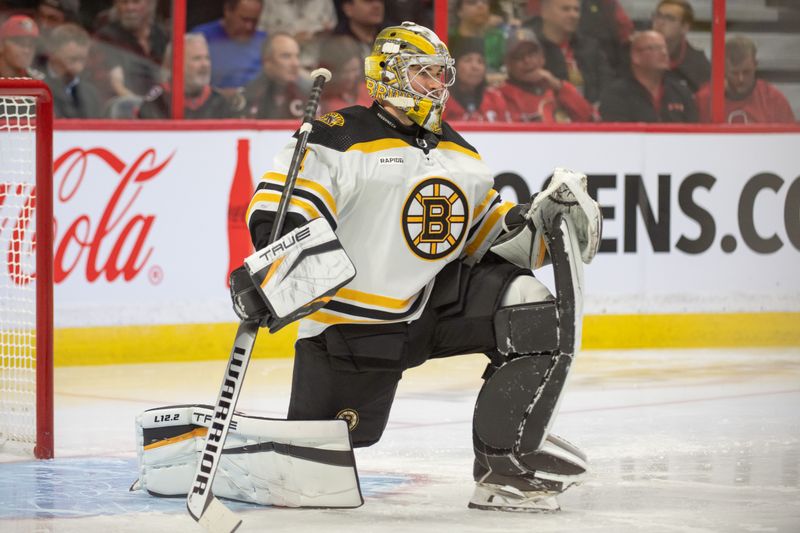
left=0, top=0, right=795, bottom=123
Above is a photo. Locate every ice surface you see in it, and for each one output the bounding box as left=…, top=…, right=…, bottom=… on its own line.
left=1, top=348, right=798, bottom=532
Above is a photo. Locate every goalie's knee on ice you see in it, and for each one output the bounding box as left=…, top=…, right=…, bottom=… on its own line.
left=288, top=399, right=391, bottom=449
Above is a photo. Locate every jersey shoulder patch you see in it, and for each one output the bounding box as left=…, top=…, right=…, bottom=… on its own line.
left=317, top=111, right=346, bottom=127
left=299, top=105, right=387, bottom=152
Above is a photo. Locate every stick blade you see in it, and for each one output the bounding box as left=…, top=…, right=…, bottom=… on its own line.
left=188, top=496, right=242, bottom=533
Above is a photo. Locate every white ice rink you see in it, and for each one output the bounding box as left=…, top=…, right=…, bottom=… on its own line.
left=1, top=347, right=799, bottom=533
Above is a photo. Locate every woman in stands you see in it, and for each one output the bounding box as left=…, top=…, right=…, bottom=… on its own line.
left=443, top=37, right=511, bottom=123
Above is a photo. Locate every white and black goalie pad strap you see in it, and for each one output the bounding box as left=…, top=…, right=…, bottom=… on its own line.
left=244, top=218, right=356, bottom=332
left=134, top=405, right=363, bottom=508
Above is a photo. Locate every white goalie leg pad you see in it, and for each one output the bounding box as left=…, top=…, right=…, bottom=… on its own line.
left=530, top=168, right=602, bottom=264
left=134, top=405, right=363, bottom=508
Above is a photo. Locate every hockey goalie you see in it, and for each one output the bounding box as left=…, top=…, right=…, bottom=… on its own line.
left=134, top=21, right=601, bottom=514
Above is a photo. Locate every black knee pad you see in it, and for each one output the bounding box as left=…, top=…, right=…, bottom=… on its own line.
left=493, top=301, right=559, bottom=356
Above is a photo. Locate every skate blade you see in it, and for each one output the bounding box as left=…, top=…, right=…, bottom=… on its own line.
left=467, top=500, right=560, bottom=513
left=468, top=484, right=561, bottom=513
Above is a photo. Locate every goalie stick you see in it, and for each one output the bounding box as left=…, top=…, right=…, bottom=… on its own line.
left=186, top=68, right=333, bottom=533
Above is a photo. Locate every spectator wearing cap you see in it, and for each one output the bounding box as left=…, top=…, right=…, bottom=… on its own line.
left=43, top=22, right=103, bottom=118
left=695, top=35, right=795, bottom=124
left=443, top=37, right=510, bottom=123
left=651, top=0, right=709, bottom=93
left=0, top=15, right=44, bottom=79
left=138, top=33, right=237, bottom=119
left=498, top=28, right=594, bottom=122
left=522, top=0, right=613, bottom=104
left=192, top=0, right=267, bottom=91
left=599, top=30, right=697, bottom=122
left=449, top=0, right=506, bottom=73
left=317, top=34, right=372, bottom=115
left=92, top=0, right=170, bottom=101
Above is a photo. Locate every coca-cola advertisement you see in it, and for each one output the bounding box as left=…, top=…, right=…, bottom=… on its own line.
left=50, top=132, right=277, bottom=329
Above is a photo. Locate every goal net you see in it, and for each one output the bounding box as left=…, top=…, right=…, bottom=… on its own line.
left=0, top=79, right=53, bottom=459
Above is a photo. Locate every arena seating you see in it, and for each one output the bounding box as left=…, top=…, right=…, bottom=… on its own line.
left=619, top=0, right=800, bottom=120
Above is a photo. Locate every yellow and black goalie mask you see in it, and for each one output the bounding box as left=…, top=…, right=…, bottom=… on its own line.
left=364, top=22, right=456, bottom=134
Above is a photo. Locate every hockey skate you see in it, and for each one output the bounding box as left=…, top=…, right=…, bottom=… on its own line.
left=469, top=457, right=578, bottom=513
left=468, top=482, right=561, bottom=512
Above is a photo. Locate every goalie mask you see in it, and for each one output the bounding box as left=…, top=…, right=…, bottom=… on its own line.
left=365, top=21, right=455, bottom=134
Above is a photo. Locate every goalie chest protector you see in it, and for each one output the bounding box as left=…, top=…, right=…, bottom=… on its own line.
left=246, top=104, right=514, bottom=339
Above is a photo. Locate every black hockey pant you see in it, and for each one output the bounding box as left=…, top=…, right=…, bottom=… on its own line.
left=287, top=258, right=526, bottom=447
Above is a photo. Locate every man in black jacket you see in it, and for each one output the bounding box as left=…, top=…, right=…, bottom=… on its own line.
left=139, top=33, right=235, bottom=119
left=241, top=32, right=306, bottom=119
left=599, top=30, right=697, bottom=122
left=43, top=23, right=103, bottom=118
left=652, top=0, right=710, bottom=93
left=523, top=0, right=614, bottom=104
left=91, top=0, right=170, bottom=101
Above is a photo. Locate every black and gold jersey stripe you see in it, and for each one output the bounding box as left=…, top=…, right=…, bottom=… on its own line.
left=304, top=103, right=480, bottom=157
left=252, top=173, right=337, bottom=230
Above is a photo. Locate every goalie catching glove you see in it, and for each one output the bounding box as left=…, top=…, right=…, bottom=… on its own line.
left=491, top=167, right=602, bottom=270
left=230, top=217, right=356, bottom=332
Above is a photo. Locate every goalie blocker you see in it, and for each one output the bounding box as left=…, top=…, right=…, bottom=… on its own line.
left=230, top=217, right=356, bottom=332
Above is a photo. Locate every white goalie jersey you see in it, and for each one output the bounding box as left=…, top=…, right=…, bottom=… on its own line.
left=246, top=104, right=514, bottom=339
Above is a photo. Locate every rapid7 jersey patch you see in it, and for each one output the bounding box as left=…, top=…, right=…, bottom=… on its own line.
left=402, top=177, right=468, bottom=260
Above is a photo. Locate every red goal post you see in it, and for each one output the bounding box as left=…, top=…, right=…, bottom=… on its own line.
left=0, top=78, right=54, bottom=459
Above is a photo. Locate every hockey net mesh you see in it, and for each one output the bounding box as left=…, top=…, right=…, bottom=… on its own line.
left=0, top=94, right=38, bottom=453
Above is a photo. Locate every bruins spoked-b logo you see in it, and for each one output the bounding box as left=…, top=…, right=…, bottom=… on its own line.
left=402, top=177, right=468, bottom=260
left=336, top=408, right=359, bottom=431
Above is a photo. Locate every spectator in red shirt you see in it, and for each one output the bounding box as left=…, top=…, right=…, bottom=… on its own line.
left=652, top=0, right=709, bottom=93
left=696, top=35, right=796, bottom=124
left=0, top=15, right=44, bottom=79
left=443, top=37, right=510, bottom=123
left=498, top=27, right=594, bottom=122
